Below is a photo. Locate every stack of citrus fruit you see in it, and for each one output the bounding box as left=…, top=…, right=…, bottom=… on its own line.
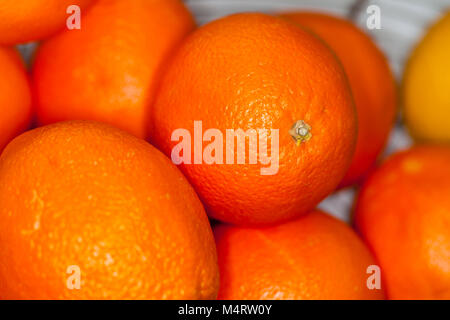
left=0, top=0, right=448, bottom=300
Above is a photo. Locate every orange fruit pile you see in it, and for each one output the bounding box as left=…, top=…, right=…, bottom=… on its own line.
left=0, top=1, right=448, bottom=301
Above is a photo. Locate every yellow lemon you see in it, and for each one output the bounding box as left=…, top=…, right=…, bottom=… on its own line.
left=403, top=11, right=450, bottom=143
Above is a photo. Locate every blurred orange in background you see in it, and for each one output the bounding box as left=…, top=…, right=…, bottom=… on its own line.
left=355, top=145, right=450, bottom=299
left=403, top=11, right=450, bottom=144
left=0, top=47, right=32, bottom=152
left=32, top=0, right=195, bottom=139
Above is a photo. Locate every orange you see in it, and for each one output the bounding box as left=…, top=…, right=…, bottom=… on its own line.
left=280, top=12, right=397, bottom=187
left=0, top=46, right=32, bottom=152
left=355, top=145, right=450, bottom=299
left=0, top=0, right=95, bottom=44
left=0, top=121, right=219, bottom=299
left=215, top=210, right=385, bottom=300
left=32, top=0, right=195, bottom=139
left=150, top=13, right=357, bottom=226
left=402, top=11, right=450, bottom=143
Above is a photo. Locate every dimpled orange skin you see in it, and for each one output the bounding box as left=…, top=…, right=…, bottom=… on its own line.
left=215, top=210, right=385, bottom=300
left=150, top=13, right=357, bottom=226
left=0, top=121, right=219, bottom=300
left=0, top=47, right=32, bottom=152
left=32, top=0, right=195, bottom=139
left=355, top=146, right=450, bottom=300
left=0, top=0, right=95, bottom=44
left=279, top=12, right=397, bottom=188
